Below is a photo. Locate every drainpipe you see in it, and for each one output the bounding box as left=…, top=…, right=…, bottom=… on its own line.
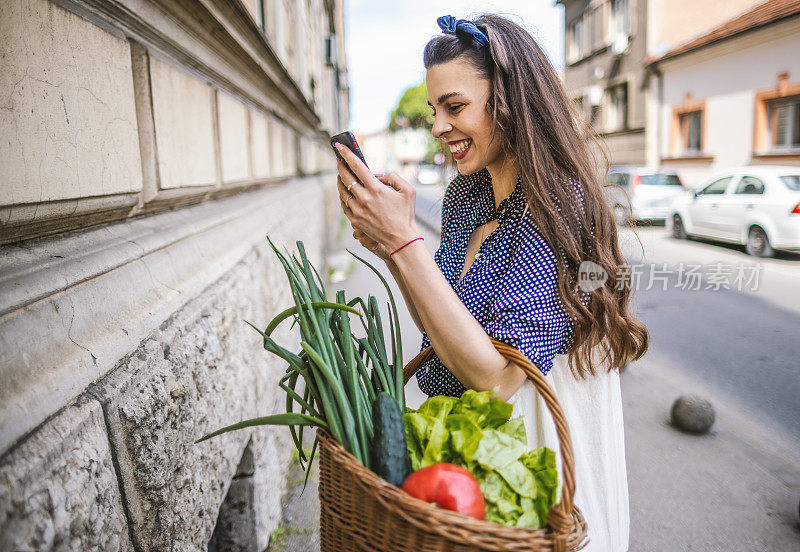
left=656, top=66, right=664, bottom=168
left=647, top=62, right=664, bottom=168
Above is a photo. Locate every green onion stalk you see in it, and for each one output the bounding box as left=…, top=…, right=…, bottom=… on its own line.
left=196, top=236, right=407, bottom=483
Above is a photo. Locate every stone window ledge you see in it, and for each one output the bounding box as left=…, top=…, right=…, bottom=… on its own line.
left=661, top=155, right=715, bottom=163
left=751, top=152, right=800, bottom=162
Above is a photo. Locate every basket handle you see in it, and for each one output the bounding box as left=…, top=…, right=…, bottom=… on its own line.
left=402, top=338, right=577, bottom=536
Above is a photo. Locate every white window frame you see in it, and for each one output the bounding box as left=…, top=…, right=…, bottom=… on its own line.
left=609, top=0, right=631, bottom=39
left=768, top=95, right=800, bottom=152
left=681, top=111, right=703, bottom=154
left=567, top=14, right=586, bottom=64
left=606, top=82, right=628, bottom=131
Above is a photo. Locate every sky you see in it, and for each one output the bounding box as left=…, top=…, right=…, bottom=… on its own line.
left=344, top=0, right=565, bottom=135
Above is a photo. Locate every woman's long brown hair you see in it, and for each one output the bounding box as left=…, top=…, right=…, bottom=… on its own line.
left=423, top=13, right=649, bottom=378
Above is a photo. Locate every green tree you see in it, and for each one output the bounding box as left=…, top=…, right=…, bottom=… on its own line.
left=388, top=81, right=434, bottom=131
left=388, top=80, right=443, bottom=163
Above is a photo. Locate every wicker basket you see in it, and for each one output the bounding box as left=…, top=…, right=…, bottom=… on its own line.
left=317, top=337, right=589, bottom=552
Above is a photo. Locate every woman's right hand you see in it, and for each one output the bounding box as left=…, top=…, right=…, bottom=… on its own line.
left=353, top=229, right=394, bottom=264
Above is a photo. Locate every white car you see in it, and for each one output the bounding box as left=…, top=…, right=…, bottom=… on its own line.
left=415, top=163, right=442, bottom=186
left=605, top=167, right=687, bottom=224
left=667, top=166, right=800, bottom=257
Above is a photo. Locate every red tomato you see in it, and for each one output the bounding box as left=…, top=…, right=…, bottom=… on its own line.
left=401, top=463, right=485, bottom=520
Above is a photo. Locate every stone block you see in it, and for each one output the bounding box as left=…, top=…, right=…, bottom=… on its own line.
left=0, top=397, right=133, bottom=552
left=270, top=118, right=286, bottom=177
left=150, top=55, right=217, bottom=189
left=0, top=0, right=141, bottom=207
left=251, top=108, right=271, bottom=178
left=0, top=177, right=328, bottom=550
left=253, top=426, right=294, bottom=550
left=218, top=91, right=251, bottom=183
left=320, top=142, right=336, bottom=172
left=284, top=125, right=298, bottom=176
left=298, top=136, right=313, bottom=175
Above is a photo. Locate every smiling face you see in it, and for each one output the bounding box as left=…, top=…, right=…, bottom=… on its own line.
left=426, top=57, right=504, bottom=175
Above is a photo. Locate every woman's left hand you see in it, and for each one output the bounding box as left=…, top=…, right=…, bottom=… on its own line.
left=335, top=143, right=421, bottom=253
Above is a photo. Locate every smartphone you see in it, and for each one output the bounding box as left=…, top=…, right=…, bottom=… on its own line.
left=331, top=131, right=369, bottom=169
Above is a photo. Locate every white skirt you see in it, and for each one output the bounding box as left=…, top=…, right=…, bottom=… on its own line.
left=507, top=353, right=629, bottom=552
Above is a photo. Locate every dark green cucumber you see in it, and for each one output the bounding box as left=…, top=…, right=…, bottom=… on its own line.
left=370, top=392, right=412, bottom=486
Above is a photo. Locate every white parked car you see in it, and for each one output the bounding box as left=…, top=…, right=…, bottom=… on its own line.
left=415, top=163, right=442, bottom=186
left=667, top=166, right=800, bottom=257
left=605, top=166, right=687, bottom=224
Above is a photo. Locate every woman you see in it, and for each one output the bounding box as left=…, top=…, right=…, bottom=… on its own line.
left=334, top=13, right=648, bottom=552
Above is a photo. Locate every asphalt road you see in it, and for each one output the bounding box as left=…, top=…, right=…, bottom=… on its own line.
left=617, top=224, right=800, bottom=461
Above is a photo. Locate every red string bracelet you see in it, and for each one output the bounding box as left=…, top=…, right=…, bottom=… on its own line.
left=389, top=236, right=424, bottom=257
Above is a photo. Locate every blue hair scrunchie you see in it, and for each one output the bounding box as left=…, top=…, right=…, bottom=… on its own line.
left=437, top=15, right=489, bottom=49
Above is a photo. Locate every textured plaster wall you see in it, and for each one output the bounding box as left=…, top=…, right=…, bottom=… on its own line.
left=270, top=118, right=287, bottom=177
left=0, top=0, right=341, bottom=245
left=150, top=55, right=218, bottom=189
left=251, top=108, right=271, bottom=178
left=218, top=91, right=251, bottom=183
left=648, top=0, right=760, bottom=55
left=0, top=0, right=142, bottom=208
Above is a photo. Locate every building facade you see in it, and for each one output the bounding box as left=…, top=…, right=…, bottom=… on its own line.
left=559, top=0, right=759, bottom=168
left=357, top=127, right=432, bottom=182
left=0, top=0, right=348, bottom=549
left=646, top=0, right=800, bottom=187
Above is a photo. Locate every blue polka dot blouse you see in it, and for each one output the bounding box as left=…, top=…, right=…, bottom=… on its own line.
left=416, top=168, right=586, bottom=398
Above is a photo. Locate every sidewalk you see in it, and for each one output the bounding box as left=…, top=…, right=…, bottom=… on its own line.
left=267, top=189, right=800, bottom=551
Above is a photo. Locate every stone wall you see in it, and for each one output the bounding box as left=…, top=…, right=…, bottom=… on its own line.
left=0, top=177, right=335, bottom=551
left=0, top=0, right=348, bottom=549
